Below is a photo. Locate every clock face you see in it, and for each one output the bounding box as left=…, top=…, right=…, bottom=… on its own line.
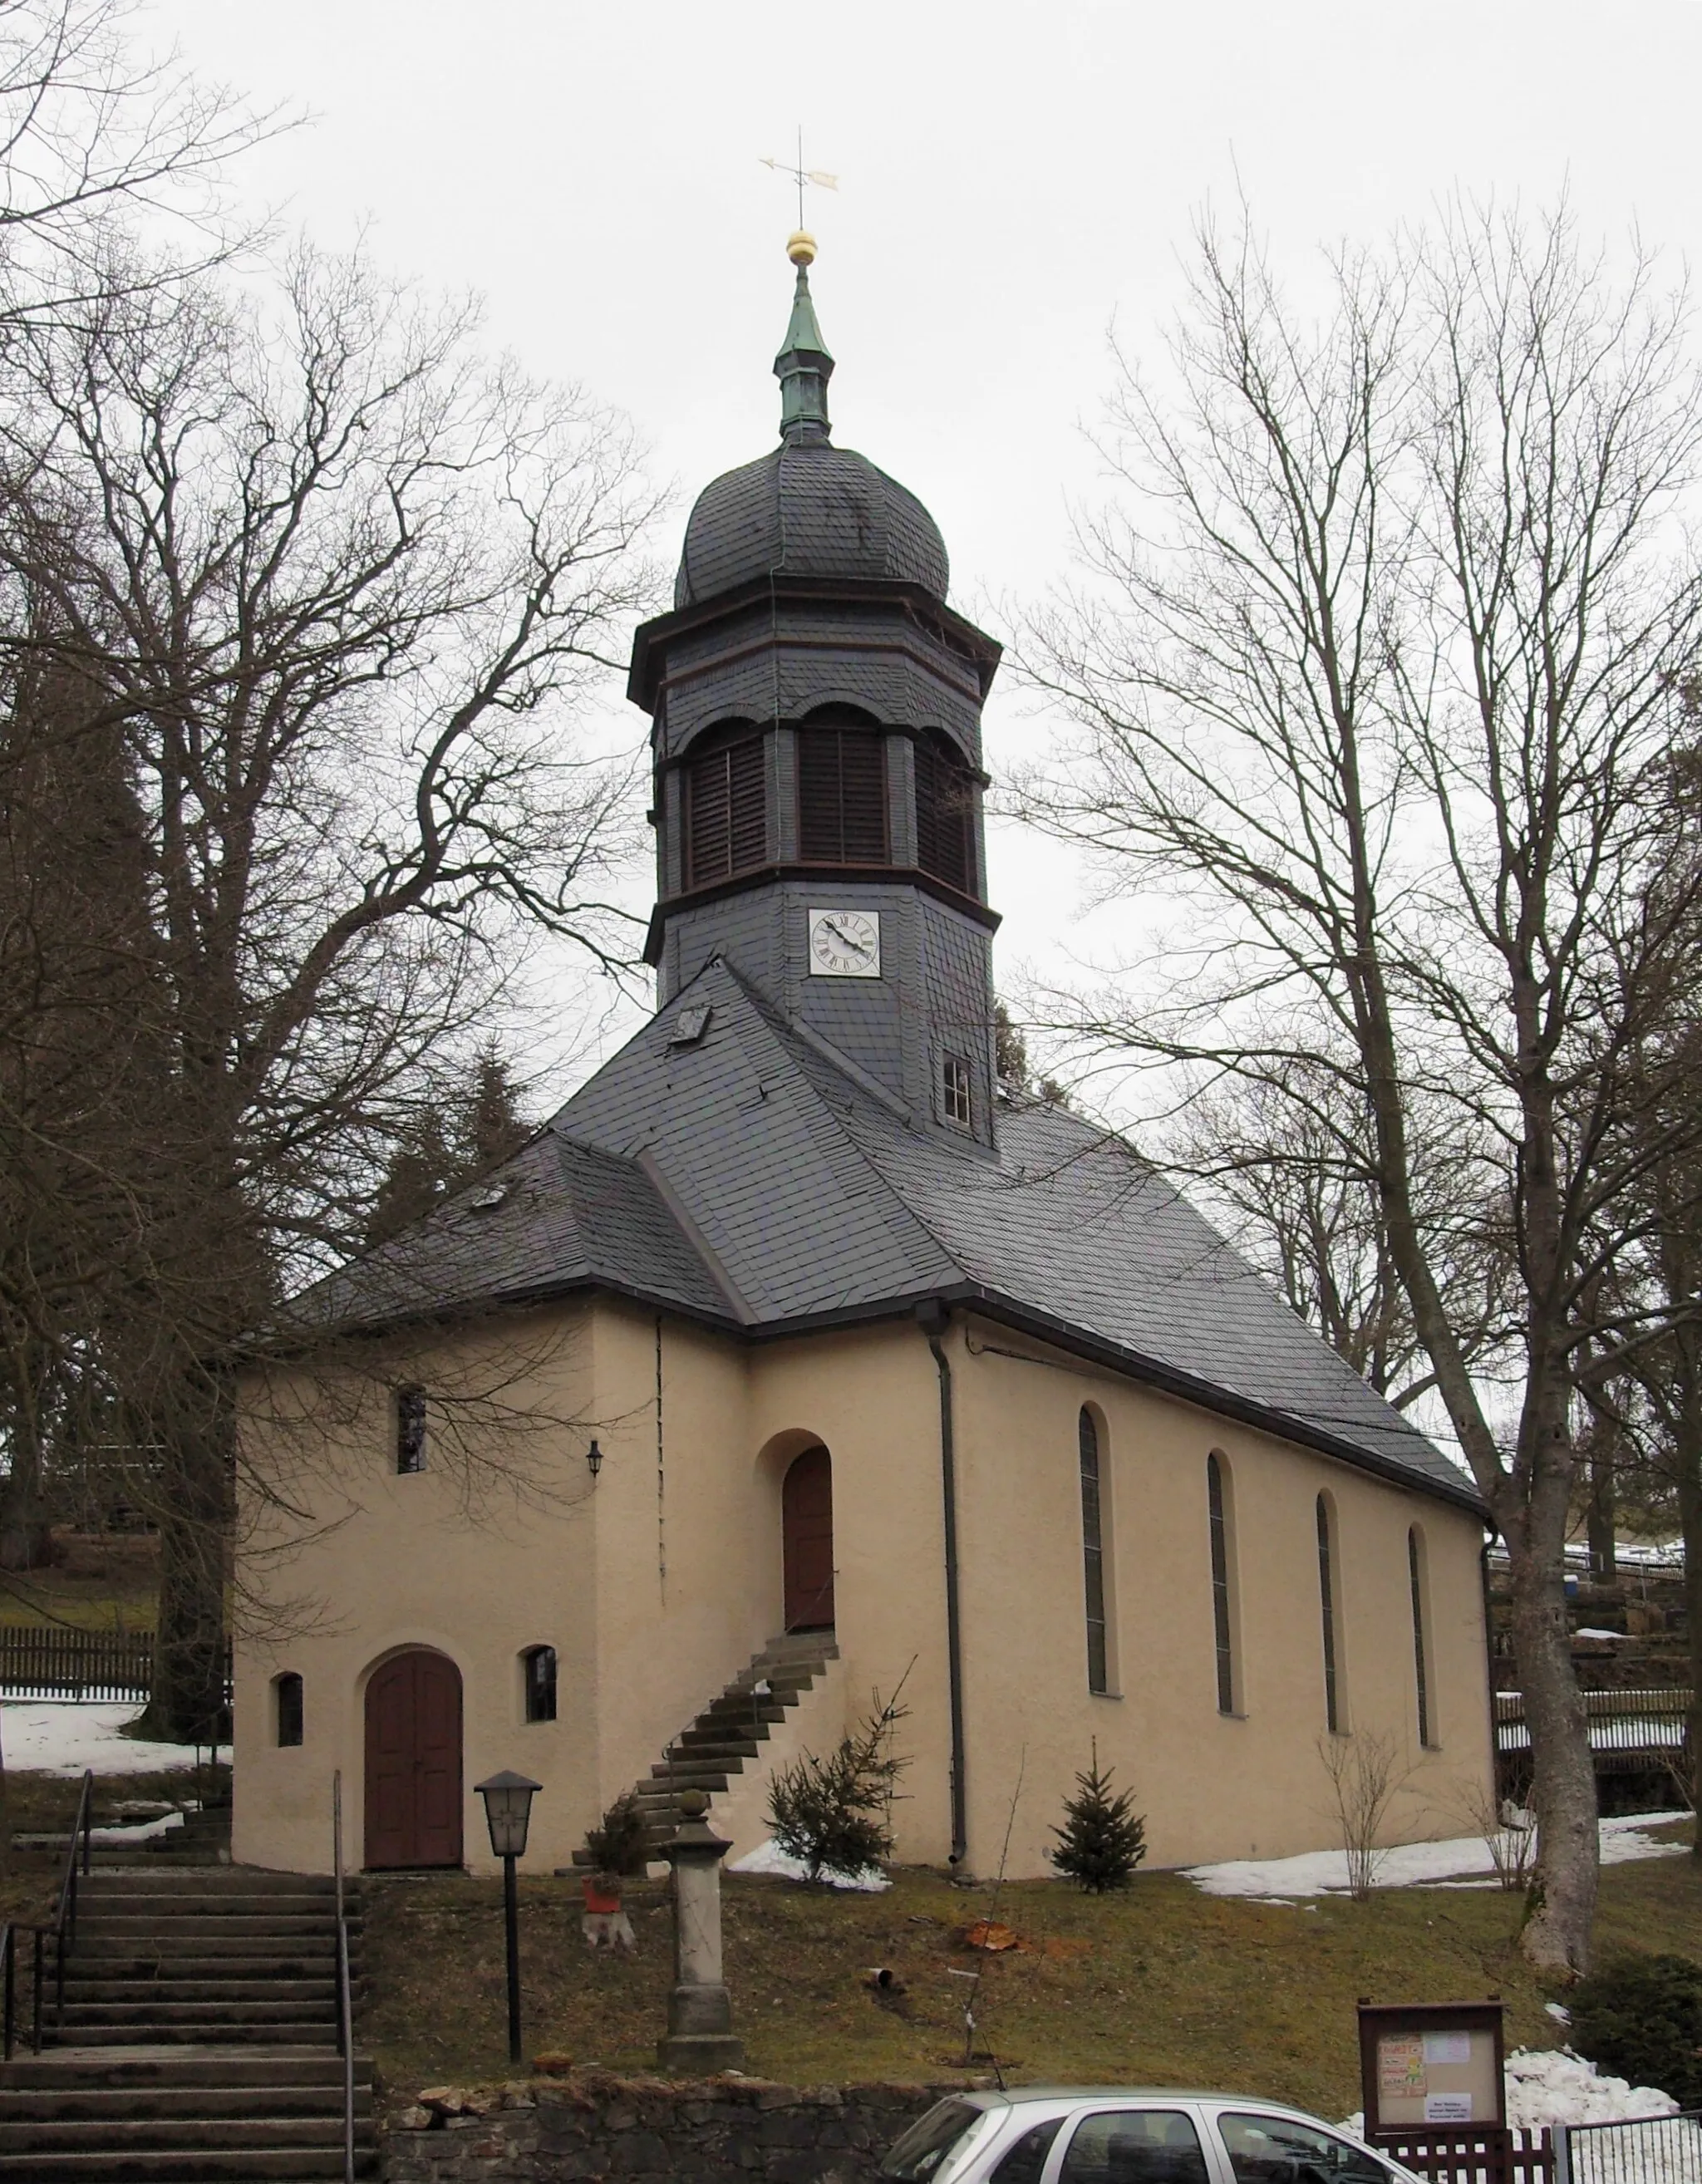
left=808, top=908, right=882, bottom=978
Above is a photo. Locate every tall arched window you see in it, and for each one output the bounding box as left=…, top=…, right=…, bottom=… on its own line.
left=1079, top=1408, right=1109, bottom=1694
left=1206, top=1452, right=1237, bottom=1714
left=685, top=724, right=767, bottom=888
left=1408, top=1527, right=1434, bottom=1746
left=913, top=731, right=973, bottom=893
left=522, top=1644, right=558, bottom=1724
left=798, top=711, right=887, bottom=863
left=1316, top=1493, right=1340, bottom=1733
left=274, top=1672, right=304, bottom=1748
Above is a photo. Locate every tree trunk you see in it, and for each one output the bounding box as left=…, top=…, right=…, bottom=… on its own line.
left=1504, top=1503, right=1599, bottom=1970
left=136, top=1380, right=231, bottom=1746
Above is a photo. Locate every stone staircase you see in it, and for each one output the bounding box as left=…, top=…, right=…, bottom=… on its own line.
left=0, top=1867, right=376, bottom=2177
left=578, top=1630, right=839, bottom=1862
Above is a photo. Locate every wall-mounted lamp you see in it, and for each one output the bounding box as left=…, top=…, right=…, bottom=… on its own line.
left=586, top=1438, right=603, bottom=1480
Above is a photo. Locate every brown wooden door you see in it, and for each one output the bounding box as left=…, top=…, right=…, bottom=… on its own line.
left=364, top=1650, right=463, bottom=1869
left=783, top=1445, right=835, bottom=1631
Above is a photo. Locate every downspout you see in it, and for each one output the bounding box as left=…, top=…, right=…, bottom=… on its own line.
left=917, top=1301, right=967, bottom=1871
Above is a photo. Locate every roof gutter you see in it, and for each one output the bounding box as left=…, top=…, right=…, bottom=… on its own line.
left=917, top=1299, right=968, bottom=1873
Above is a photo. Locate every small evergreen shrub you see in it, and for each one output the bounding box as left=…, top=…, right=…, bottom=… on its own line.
left=583, top=1792, right=648, bottom=1878
left=1568, top=1953, right=1702, bottom=2108
left=766, top=1687, right=910, bottom=1883
left=1050, top=1742, right=1147, bottom=1892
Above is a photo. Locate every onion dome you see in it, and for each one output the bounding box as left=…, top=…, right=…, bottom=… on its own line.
left=674, top=241, right=950, bottom=610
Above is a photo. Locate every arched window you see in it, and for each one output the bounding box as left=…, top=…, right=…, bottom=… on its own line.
left=913, top=731, right=973, bottom=893
left=1078, top=1408, right=1109, bottom=1695
left=1316, top=1493, right=1340, bottom=1733
left=274, top=1672, right=304, bottom=1748
left=522, top=1645, right=558, bottom=1724
left=1408, top=1527, right=1434, bottom=1746
left=685, top=724, right=766, bottom=888
left=798, top=712, right=887, bottom=863
left=396, top=1386, right=426, bottom=1474
left=1206, top=1452, right=1238, bottom=1714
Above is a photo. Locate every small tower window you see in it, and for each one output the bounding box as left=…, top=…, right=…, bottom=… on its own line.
left=1079, top=1408, right=1109, bottom=1695
left=914, top=732, right=974, bottom=893
left=522, top=1645, right=558, bottom=1723
left=686, top=726, right=766, bottom=888
left=1316, top=1493, right=1340, bottom=1733
left=799, top=721, right=887, bottom=863
left=941, top=1053, right=972, bottom=1129
left=275, top=1673, right=304, bottom=1748
left=396, top=1386, right=426, bottom=1474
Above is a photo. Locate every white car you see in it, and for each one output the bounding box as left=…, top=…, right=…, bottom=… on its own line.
left=878, top=2089, right=1424, bottom=2184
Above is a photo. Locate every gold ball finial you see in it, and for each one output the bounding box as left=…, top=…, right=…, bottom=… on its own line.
left=787, top=229, right=817, bottom=268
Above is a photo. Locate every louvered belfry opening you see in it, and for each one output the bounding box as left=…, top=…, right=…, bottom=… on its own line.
left=799, top=711, right=888, bottom=863
left=685, top=724, right=767, bottom=888
left=914, top=731, right=974, bottom=894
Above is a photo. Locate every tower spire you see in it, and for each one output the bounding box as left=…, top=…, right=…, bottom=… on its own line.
left=774, top=231, right=833, bottom=445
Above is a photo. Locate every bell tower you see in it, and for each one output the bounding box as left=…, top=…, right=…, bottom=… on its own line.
left=627, top=235, right=1004, bottom=1146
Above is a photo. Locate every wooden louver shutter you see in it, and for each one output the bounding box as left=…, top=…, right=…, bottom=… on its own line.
left=686, top=732, right=766, bottom=888
left=914, top=735, right=972, bottom=894
left=799, top=729, right=887, bottom=863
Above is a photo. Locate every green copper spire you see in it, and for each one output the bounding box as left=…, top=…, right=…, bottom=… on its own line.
left=774, top=234, right=833, bottom=445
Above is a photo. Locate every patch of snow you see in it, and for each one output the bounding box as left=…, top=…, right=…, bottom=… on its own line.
left=0, top=1701, right=206, bottom=1777
left=1184, top=1812, right=1687, bottom=1900
left=728, top=1837, right=891, bottom=1891
left=1340, top=2047, right=1681, bottom=2140
left=1573, top=1628, right=1629, bottom=1640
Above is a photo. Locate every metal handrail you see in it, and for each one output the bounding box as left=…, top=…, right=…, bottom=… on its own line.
left=333, top=1769, right=354, bottom=2184
left=51, top=1769, right=95, bottom=2028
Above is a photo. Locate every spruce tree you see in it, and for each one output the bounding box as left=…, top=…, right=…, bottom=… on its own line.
left=1049, top=1741, right=1147, bottom=1892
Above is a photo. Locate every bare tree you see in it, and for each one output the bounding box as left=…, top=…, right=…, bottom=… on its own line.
left=1015, top=202, right=1702, bottom=1970
left=0, top=239, right=661, bottom=1734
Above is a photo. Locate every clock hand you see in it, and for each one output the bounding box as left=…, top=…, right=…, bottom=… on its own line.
left=823, top=918, right=872, bottom=957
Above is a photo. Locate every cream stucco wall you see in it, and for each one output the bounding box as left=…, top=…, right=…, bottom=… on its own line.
left=233, top=1298, right=1493, bottom=1881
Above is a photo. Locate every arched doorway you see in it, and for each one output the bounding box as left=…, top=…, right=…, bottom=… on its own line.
left=364, top=1649, right=463, bottom=1869
left=782, top=1444, right=835, bottom=1631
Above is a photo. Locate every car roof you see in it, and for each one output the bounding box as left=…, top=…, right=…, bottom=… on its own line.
left=955, top=2090, right=1340, bottom=2114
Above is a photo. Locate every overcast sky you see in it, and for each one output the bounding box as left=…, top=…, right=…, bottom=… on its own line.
left=145, top=0, right=1702, bottom=1099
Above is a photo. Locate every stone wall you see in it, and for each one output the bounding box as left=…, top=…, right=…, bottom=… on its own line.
left=384, top=2073, right=951, bottom=2183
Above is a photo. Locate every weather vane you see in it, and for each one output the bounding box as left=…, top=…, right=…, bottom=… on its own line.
left=760, top=128, right=839, bottom=233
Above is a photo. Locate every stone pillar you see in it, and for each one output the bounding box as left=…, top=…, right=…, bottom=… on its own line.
left=657, top=1789, right=744, bottom=2074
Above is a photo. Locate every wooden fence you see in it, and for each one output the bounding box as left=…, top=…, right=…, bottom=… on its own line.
left=0, top=1627, right=230, bottom=1704
left=1495, top=1686, right=1690, bottom=1772
left=1375, top=2127, right=1556, bottom=2184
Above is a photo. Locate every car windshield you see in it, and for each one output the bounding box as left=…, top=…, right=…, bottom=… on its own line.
left=882, top=2100, right=997, bottom=2182
left=1216, top=2113, right=1390, bottom=2184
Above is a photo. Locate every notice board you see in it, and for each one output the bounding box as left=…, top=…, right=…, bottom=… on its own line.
left=1357, top=2001, right=1506, bottom=2135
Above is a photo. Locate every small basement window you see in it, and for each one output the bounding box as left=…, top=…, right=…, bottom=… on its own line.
left=275, top=1673, right=304, bottom=1748
left=941, top=1053, right=972, bottom=1129
left=396, top=1386, right=426, bottom=1474
left=522, top=1645, right=558, bottom=1723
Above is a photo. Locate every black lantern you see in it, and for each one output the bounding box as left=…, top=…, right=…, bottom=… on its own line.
left=475, top=1769, right=541, bottom=1857
left=586, top=1438, right=603, bottom=1480
left=474, top=1770, right=542, bottom=2063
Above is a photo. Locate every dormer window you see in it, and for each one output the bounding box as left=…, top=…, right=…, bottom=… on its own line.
left=915, top=732, right=974, bottom=894
left=941, top=1053, right=972, bottom=1129
left=799, top=712, right=887, bottom=863
left=686, top=725, right=766, bottom=888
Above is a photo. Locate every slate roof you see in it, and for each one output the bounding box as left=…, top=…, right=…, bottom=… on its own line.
left=674, top=441, right=950, bottom=610
left=293, top=957, right=1481, bottom=1516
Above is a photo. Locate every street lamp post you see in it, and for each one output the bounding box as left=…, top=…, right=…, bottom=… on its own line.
left=474, top=1770, right=542, bottom=2066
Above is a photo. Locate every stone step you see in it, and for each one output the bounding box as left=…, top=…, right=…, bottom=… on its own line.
left=64, top=1980, right=339, bottom=2007
left=0, top=2152, right=376, bottom=2178
left=79, top=1872, right=341, bottom=1896
left=46, top=2023, right=338, bottom=2049
left=667, top=1734, right=760, bottom=1761
left=74, top=1941, right=344, bottom=1968
left=0, top=2054, right=369, bottom=2091
left=643, top=1765, right=730, bottom=1790
left=77, top=1906, right=349, bottom=1928
left=0, top=2086, right=371, bottom=2123
left=0, top=2114, right=375, bottom=2152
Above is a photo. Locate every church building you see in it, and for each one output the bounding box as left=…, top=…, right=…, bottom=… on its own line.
left=233, top=238, right=1494, bottom=1881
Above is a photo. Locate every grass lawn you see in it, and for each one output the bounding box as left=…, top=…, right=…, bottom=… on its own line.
left=0, top=1536, right=158, bottom=1632
left=359, top=1818, right=1698, bottom=2114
